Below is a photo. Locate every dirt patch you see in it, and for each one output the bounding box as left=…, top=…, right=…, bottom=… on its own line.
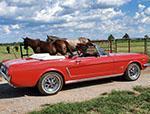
left=0, top=68, right=150, bottom=114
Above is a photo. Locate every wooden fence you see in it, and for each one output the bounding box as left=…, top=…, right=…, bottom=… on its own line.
left=19, top=38, right=150, bottom=58
left=92, top=38, right=150, bottom=56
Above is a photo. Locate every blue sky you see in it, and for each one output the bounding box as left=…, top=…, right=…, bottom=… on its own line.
left=0, top=0, right=149, bottom=43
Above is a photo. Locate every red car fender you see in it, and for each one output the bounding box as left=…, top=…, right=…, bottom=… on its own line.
left=35, top=68, right=67, bottom=85
left=124, top=60, right=143, bottom=72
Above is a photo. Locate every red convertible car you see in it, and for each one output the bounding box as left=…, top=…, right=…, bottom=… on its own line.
left=0, top=44, right=150, bottom=95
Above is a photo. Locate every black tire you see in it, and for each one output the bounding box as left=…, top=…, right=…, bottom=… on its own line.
left=37, top=72, right=64, bottom=95
left=124, top=63, right=141, bottom=81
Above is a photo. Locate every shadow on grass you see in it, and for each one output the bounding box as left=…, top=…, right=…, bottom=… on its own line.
left=0, top=76, right=126, bottom=99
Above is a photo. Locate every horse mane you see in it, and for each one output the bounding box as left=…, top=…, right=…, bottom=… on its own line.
left=47, top=35, right=67, bottom=42
left=47, top=35, right=60, bottom=39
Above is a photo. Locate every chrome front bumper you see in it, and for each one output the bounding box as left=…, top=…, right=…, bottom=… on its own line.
left=0, top=69, right=11, bottom=82
left=144, top=63, right=150, bottom=67
left=0, top=69, right=15, bottom=87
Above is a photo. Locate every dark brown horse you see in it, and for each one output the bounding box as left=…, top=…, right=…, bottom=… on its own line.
left=23, top=37, right=73, bottom=55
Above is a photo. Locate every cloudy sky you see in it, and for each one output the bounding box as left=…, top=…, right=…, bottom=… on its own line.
left=0, top=0, right=150, bottom=43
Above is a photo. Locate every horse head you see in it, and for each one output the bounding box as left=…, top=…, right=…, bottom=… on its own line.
left=23, top=37, right=30, bottom=50
left=23, top=37, right=40, bottom=50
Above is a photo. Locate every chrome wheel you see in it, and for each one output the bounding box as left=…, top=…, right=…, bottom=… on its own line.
left=124, top=63, right=141, bottom=81
left=38, top=72, right=63, bottom=95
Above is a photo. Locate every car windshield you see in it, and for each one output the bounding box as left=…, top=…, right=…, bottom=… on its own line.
left=95, top=44, right=108, bottom=56
left=77, top=43, right=108, bottom=57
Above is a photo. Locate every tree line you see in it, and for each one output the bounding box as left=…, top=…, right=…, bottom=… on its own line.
left=108, top=33, right=149, bottom=41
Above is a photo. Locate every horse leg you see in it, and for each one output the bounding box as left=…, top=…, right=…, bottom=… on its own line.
left=65, top=41, right=74, bottom=56
left=35, top=47, right=41, bottom=53
left=48, top=44, right=57, bottom=55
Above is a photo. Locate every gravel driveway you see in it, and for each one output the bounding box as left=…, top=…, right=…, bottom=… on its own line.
left=0, top=68, right=150, bottom=114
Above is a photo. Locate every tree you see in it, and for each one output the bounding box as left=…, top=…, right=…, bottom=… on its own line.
left=144, top=35, right=149, bottom=39
left=108, top=34, right=115, bottom=41
left=122, top=33, right=130, bottom=39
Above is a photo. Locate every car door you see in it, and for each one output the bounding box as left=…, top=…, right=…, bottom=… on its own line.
left=67, top=55, right=114, bottom=80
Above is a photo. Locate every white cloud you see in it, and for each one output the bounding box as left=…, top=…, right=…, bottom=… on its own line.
left=144, top=7, right=150, bottom=15
left=0, top=0, right=149, bottom=42
left=10, top=0, right=35, bottom=4
left=76, top=22, right=95, bottom=29
left=134, top=6, right=150, bottom=24
left=1, top=24, right=21, bottom=34
left=2, top=25, right=11, bottom=33
left=99, top=20, right=126, bottom=33
left=11, top=24, right=20, bottom=29
left=53, top=22, right=78, bottom=28
left=99, top=8, right=124, bottom=20
left=63, top=0, right=76, bottom=7
left=33, top=3, right=63, bottom=22
left=63, top=8, right=123, bottom=23
left=97, top=0, right=131, bottom=6
left=0, top=1, right=17, bottom=16
left=0, top=0, right=126, bottom=22
left=138, top=4, right=146, bottom=11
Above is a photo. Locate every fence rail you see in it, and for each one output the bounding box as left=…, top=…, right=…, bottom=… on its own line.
left=92, top=38, right=150, bottom=56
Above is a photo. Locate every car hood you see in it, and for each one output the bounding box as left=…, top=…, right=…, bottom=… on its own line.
left=109, top=53, right=141, bottom=56
left=109, top=53, right=148, bottom=60
left=2, top=58, right=39, bottom=68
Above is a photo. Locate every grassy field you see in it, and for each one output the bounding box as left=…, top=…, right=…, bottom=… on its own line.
left=0, top=39, right=150, bottom=62
left=0, top=45, right=33, bottom=62
left=30, top=86, right=150, bottom=114
left=94, top=39, right=150, bottom=55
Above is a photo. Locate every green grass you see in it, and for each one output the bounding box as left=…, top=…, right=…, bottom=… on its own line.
left=30, top=86, right=150, bottom=114
left=0, top=45, right=33, bottom=62
left=94, top=39, right=150, bottom=55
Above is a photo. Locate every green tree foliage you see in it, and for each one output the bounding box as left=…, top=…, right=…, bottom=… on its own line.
left=144, top=35, right=149, bottom=39
left=122, top=33, right=130, bottom=39
left=108, top=34, right=115, bottom=41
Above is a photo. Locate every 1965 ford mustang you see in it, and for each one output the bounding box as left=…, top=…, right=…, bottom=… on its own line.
left=0, top=44, right=150, bottom=95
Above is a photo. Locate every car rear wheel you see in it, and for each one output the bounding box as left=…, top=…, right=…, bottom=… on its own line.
left=124, top=63, right=141, bottom=81
left=37, top=72, right=64, bottom=95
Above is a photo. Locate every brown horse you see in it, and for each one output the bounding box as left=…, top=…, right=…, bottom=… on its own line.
left=46, top=35, right=94, bottom=56
left=23, top=37, right=73, bottom=55
left=46, top=36, right=74, bottom=55
left=47, top=35, right=91, bottom=49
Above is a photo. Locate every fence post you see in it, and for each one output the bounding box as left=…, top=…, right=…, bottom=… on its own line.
left=26, top=47, right=29, bottom=57
left=115, top=39, right=117, bottom=53
left=128, top=39, right=131, bottom=53
left=144, top=38, right=147, bottom=54
left=109, top=40, right=112, bottom=53
left=20, top=44, right=23, bottom=58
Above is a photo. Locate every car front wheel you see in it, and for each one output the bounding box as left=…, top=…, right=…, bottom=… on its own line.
left=124, top=63, right=141, bottom=81
left=37, top=72, right=64, bottom=95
